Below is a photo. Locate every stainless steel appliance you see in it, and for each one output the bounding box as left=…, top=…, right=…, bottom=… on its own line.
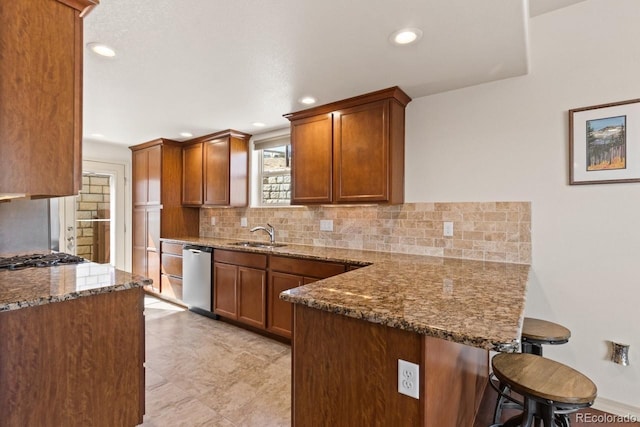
left=182, top=245, right=216, bottom=318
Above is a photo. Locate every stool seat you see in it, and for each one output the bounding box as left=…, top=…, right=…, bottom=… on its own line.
left=492, top=353, right=597, bottom=405
left=522, top=318, right=571, bottom=344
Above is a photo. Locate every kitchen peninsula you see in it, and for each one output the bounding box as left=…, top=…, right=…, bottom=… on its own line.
left=161, top=237, right=530, bottom=426
left=0, top=258, right=148, bottom=427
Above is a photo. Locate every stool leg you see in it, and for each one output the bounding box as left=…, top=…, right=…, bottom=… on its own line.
left=493, top=383, right=509, bottom=423
left=531, top=343, right=543, bottom=356
left=522, top=398, right=536, bottom=427
left=540, top=403, right=555, bottom=427
left=503, top=413, right=523, bottom=427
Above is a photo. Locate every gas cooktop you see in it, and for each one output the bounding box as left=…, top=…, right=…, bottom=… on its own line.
left=0, top=253, right=85, bottom=270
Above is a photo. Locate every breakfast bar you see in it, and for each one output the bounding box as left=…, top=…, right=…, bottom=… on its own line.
left=281, top=254, right=530, bottom=427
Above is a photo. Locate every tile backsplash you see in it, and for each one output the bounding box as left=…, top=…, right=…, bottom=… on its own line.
left=200, top=202, right=531, bottom=264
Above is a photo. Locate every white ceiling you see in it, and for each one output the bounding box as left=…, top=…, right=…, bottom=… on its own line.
left=82, top=0, right=585, bottom=146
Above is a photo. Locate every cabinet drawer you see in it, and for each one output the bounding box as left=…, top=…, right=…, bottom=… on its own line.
left=161, top=241, right=183, bottom=256
left=161, top=274, right=183, bottom=300
left=161, top=253, right=183, bottom=277
left=214, top=249, right=267, bottom=269
left=270, top=255, right=346, bottom=279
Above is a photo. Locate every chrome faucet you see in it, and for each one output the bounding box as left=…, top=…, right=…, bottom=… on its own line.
left=250, top=223, right=276, bottom=245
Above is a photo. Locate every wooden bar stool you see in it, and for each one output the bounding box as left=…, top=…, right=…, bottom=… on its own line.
left=493, top=318, right=572, bottom=424
left=492, top=353, right=597, bottom=427
left=521, top=318, right=571, bottom=356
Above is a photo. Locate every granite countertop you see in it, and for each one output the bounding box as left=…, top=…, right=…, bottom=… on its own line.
left=162, top=237, right=531, bottom=351
left=0, top=259, right=150, bottom=312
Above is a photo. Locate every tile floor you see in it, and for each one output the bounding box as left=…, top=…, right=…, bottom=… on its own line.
left=141, top=296, right=291, bottom=427
left=143, top=296, right=638, bottom=427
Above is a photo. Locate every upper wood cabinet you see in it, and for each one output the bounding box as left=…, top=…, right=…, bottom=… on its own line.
left=284, top=87, right=411, bottom=205
left=182, top=142, right=204, bottom=205
left=0, top=0, right=98, bottom=199
left=182, top=129, right=251, bottom=207
left=133, top=144, right=162, bottom=206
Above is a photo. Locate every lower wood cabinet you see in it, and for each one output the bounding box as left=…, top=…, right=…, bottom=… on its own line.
left=213, top=250, right=267, bottom=328
left=268, top=272, right=304, bottom=338
left=160, top=241, right=183, bottom=301
left=267, top=255, right=346, bottom=339
left=133, top=207, right=161, bottom=292
left=0, top=288, right=145, bottom=426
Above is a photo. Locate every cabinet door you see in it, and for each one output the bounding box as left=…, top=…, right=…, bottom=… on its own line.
left=147, top=145, right=162, bottom=205
left=161, top=275, right=183, bottom=300
left=132, top=208, right=147, bottom=278
left=290, top=114, right=333, bottom=204
left=0, top=0, right=87, bottom=198
left=333, top=100, right=389, bottom=202
left=132, top=150, right=149, bottom=206
left=237, top=267, right=267, bottom=329
left=146, top=208, right=161, bottom=251
left=268, top=271, right=303, bottom=338
left=147, top=249, right=161, bottom=293
left=182, top=142, right=203, bottom=205
left=213, top=262, right=238, bottom=319
left=204, top=137, right=230, bottom=205
left=132, top=146, right=162, bottom=206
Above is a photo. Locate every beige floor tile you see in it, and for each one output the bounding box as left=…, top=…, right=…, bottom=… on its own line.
left=142, top=296, right=291, bottom=426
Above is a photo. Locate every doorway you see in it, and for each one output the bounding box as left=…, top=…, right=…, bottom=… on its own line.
left=59, top=160, right=127, bottom=270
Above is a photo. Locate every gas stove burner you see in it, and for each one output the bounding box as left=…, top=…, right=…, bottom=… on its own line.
left=0, top=253, right=86, bottom=271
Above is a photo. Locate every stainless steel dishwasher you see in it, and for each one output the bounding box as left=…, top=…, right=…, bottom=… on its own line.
left=182, top=245, right=216, bottom=318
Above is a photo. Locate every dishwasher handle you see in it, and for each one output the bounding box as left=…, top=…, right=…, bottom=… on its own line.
left=183, top=245, right=213, bottom=254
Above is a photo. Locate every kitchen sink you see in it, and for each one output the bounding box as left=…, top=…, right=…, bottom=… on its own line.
left=228, top=241, right=287, bottom=249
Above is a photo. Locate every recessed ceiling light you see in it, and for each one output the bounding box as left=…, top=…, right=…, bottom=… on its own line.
left=252, top=122, right=266, bottom=127
left=299, top=96, right=317, bottom=105
left=179, top=132, right=193, bottom=138
left=390, top=28, right=423, bottom=45
left=87, top=42, right=116, bottom=57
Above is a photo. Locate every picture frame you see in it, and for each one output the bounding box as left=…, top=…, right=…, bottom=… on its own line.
left=569, top=98, right=640, bottom=185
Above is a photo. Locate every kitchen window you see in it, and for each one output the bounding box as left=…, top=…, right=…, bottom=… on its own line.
left=254, top=135, right=291, bottom=206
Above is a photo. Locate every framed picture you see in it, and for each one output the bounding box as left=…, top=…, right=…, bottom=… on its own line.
left=569, top=98, right=640, bottom=184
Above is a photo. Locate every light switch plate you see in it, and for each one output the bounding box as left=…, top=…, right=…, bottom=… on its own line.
left=240, top=217, right=248, bottom=227
left=443, top=221, right=454, bottom=237
left=210, top=217, right=216, bottom=226
left=320, top=219, right=333, bottom=232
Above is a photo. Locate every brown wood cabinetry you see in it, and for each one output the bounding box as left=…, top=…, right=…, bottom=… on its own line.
left=284, top=87, right=411, bottom=205
left=182, top=142, right=203, bottom=206
left=292, top=305, right=488, bottom=427
left=0, top=288, right=145, bottom=427
left=0, top=0, right=97, bottom=199
left=268, top=255, right=346, bottom=338
left=160, top=241, right=183, bottom=301
left=130, top=139, right=199, bottom=292
left=213, top=250, right=267, bottom=328
left=182, top=129, right=251, bottom=207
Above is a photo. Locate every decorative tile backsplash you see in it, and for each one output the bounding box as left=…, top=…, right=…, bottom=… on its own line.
left=200, top=202, right=531, bottom=264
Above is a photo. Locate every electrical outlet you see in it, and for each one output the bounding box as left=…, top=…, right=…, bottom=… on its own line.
left=320, top=219, right=333, bottom=232
left=240, top=217, right=248, bottom=227
left=443, top=278, right=454, bottom=296
left=398, top=359, right=420, bottom=399
left=443, top=221, right=454, bottom=237
left=210, top=217, right=216, bottom=226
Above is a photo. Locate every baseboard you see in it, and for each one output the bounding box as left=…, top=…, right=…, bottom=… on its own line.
left=593, top=396, right=640, bottom=419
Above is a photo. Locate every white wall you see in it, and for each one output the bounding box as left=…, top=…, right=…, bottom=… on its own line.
left=405, top=0, right=639, bottom=412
